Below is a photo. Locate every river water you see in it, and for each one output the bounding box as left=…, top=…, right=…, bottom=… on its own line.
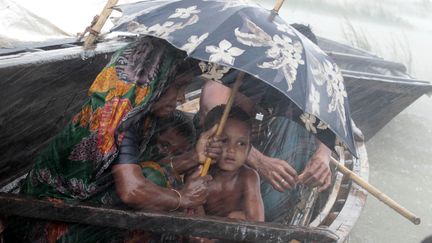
left=5, top=0, right=432, bottom=242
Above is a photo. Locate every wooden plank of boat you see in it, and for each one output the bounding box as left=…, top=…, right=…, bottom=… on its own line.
left=328, top=143, right=369, bottom=242
left=309, top=140, right=369, bottom=242
left=0, top=193, right=338, bottom=242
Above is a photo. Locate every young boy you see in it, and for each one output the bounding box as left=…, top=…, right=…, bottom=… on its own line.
left=196, top=105, right=264, bottom=222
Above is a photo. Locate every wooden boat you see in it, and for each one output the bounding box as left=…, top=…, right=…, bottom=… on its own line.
left=318, top=37, right=432, bottom=140
left=0, top=32, right=425, bottom=241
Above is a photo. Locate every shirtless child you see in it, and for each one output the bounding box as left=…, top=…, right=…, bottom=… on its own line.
left=195, top=105, right=264, bottom=222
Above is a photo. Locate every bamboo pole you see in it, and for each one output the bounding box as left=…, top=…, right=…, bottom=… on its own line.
left=272, top=0, right=285, bottom=13
left=330, top=157, right=421, bottom=225
left=200, top=72, right=245, bottom=177
left=84, top=0, right=119, bottom=49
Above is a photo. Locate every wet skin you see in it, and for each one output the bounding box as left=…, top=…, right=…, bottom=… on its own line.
left=218, top=119, right=251, bottom=172
left=202, top=119, right=264, bottom=221
left=151, top=70, right=192, bottom=117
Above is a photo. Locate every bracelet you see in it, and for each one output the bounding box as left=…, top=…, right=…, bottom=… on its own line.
left=170, top=189, right=182, bottom=212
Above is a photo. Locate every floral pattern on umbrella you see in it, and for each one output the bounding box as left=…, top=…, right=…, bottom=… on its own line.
left=111, top=0, right=357, bottom=156
left=234, top=18, right=305, bottom=91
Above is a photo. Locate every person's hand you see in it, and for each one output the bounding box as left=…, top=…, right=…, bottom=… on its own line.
left=249, top=148, right=297, bottom=192
left=298, top=144, right=332, bottom=192
left=180, top=167, right=212, bottom=208
left=258, top=156, right=298, bottom=192
left=196, top=124, right=223, bottom=164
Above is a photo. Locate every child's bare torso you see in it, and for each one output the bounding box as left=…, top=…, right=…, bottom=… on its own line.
left=204, top=166, right=249, bottom=217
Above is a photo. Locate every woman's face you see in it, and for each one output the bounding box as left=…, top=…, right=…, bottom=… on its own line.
left=151, top=71, right=194, bottom=117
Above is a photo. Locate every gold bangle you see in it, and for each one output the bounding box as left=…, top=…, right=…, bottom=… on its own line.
left=170, top=189, right=182, bottom=212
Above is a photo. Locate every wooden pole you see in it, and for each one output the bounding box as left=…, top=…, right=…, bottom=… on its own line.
left=84, top=0, right=119, bottom=49
left=200, top=72, right=245, bottom=177
left=330, top=157, right=421, bottom=225
left=272, top=0, right=285, bottom=13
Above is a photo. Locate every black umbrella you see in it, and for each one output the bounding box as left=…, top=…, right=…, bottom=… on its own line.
left=111, top=0, right=357, bottom=157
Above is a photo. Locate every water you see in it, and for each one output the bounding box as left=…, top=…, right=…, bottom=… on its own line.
left=351, top=95, right=432, bottom=242
left=4, top=0, right=432, bottom=242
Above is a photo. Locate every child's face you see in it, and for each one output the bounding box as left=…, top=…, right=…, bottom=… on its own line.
left=156, top=128, right=189, bottom=157
left=218, top=119, right=251, bottom=171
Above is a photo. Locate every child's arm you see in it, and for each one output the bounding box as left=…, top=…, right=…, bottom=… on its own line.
left=242, top=168, right=265, bottom=222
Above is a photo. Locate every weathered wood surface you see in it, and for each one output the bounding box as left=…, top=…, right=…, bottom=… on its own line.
left=327, top=142, right=369, bottom=242
left=83, top=0, right=119, bottom=49
left=0, top=193, right=339, bottom=242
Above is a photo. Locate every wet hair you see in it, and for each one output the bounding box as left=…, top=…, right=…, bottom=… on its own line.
left=176, top=58, right=202, bottom=77
left=156, top=110, right=196, bottom=148
left=290, top=23, right=318, bottom=44
left=203, top=105, right=252, bottom=134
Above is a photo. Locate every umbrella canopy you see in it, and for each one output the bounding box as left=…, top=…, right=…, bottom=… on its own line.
left=111, top=0, right=357, bottom=156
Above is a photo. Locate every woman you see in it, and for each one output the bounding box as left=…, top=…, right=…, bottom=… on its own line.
left=7, top=36, right=216, bottom=242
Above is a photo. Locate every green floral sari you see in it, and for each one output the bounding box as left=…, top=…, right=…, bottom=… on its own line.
left=21, top=36, right=184, bottom=202
left=9, top=36, right=188, bottom=243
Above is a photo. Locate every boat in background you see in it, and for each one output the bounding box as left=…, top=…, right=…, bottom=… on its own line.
left=318, top=37, right=432, bottom=140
